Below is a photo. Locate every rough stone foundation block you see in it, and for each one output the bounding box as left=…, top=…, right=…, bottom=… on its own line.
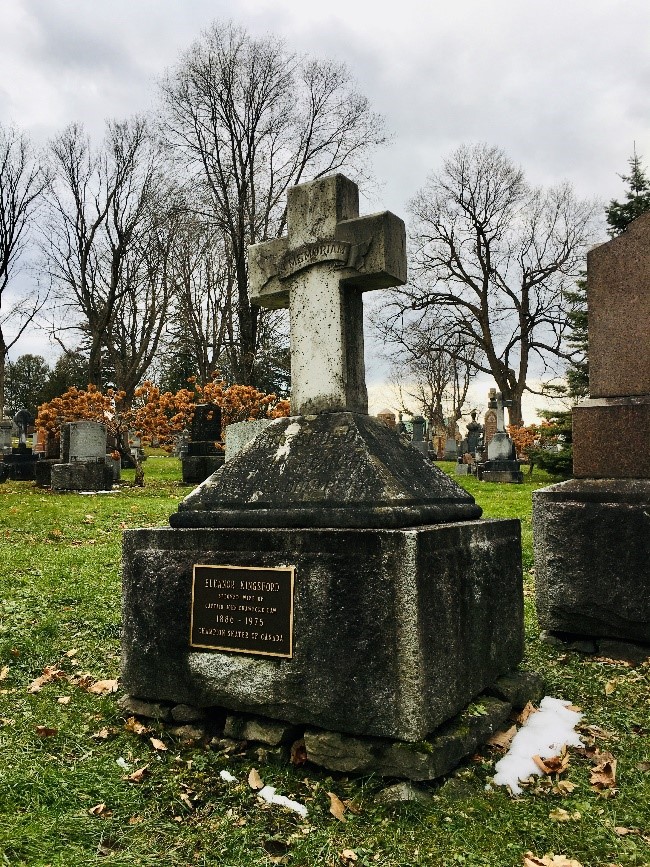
left=303, top=695, right=512, bottom=780
left=122, top=520, right=523, bottom=742
left=533, top=479, right=650, bottom=643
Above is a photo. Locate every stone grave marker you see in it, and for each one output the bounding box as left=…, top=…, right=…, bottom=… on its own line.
left=2, top=409, right=38, bottom=481
left=121, top=174, right=529, bottom=779
left=181, top=403, right=224, bottom=484
left=51, top=421, right=113, bottom=492
left=534, top=213, right=650, bottom=648
left=376, top=408, right=396, bottom=428
left=483, top=407, right=497, bottom=452
left=479, top=389, right=522, bottom=483
left=410, top=415, right=429, bottom=456
left=0, top=418, right=12, bottom=455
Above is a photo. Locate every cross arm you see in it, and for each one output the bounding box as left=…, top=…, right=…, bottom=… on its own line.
left=249, top=237, right=290, bottom=309
left=335, top=211, right=407, bottom=290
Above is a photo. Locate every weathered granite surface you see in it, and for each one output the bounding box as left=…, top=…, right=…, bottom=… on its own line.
left=533, top=479, right=650, bottom=642
left=171, top=412, right=482, bottom=529
left=225, top=419, right=273, bottom=462
left=122, top=520, right=523, bottom=742
left=586, top=212, right=650, bottom=398
left=573, top=396, right=650, bottom=478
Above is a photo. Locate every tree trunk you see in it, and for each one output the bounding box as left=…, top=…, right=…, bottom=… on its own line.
left=506, top=395, right=524, bottom=428
left=0, top=328, right=7, bottom=419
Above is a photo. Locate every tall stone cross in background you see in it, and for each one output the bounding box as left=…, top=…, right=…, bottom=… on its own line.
left=249, top=174, right=407, bottom=415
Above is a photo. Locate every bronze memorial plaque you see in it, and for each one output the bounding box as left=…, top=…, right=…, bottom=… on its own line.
left=190, top=565, right=295, bottom=658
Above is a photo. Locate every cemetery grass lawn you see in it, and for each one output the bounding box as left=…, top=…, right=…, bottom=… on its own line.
left=0, top=459, right=648, bottom=867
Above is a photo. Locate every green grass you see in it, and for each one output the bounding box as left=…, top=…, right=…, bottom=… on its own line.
left=0, top=459, right=648, bottom=867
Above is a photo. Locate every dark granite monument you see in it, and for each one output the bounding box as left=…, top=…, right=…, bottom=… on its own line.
left=2, top=409, right=39, bottom=481
left=122, top=174, right=528, bottom=777
left=181, top=403, right=225, bottom=485
left=533, top=213, right=650, bottom=648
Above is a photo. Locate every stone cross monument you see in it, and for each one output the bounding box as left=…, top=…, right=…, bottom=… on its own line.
left=249, top=174, right=406, bottom=416
left=122, top=174, right=527, bottom=780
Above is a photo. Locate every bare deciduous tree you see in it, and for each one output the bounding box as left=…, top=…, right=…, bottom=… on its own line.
left=379, top=311, right=479, bottom=432
left=159, top=21, right=387, bottom=385
left=391, top=143, right=598, bottom=425
left=44, top=117, right=174, bottom=401
left=0, top=124, right=49, bottom=417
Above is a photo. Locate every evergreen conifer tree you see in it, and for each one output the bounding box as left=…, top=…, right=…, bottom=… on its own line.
left=605, top=150, right=650, bottom=237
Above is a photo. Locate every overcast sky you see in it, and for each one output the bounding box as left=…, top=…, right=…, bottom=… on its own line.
left=2, top=0, right=649, bottom=416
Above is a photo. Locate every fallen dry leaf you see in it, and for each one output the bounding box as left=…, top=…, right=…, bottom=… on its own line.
left=533, top=755, right=552, bottom=774
left=128, top=816, right=143, bottom=825
left=488, top=725, right=517, bottom=750
left=548, top=808, right=581, bottom=822
left=125, top=765, right=149, bottom=783
left=57, top=696, right=71, bottom=705
left=524, top=854, right=583, bottom=867
left=35, top=725, right=58, bottom=738
left=614, top=826, right=640, bottom=836
left=64, top=649, right=78, bottom=658
left=590, top=757, right=617, bottom=791
left=290, top=738, right=307, bottom=766
left=0, top=665, right=9, bottom=681
left=635, top=761, right=650, bottom=772
left=28, top=665, right=65, bottom=693
left=124, top=716, right=148, bottom=735
left=88, top=803, right=109, bottom=817
left=593, top=656, right=632, bottom=667
left=87, top=679, right=118, bottom=695
left=327, top=791, right=346, bottom=822
left=92, top=728, right=111, bottom=740
left=179, top=792, right=193, bottom=810
left=553, top=780, right=577, bottom=795
left=340, top=851, right=358, bottom=864
left=543, top=750, right=570, bottom=775
left=604, top=680, right=617, bottom=696
left=516, top=702, right=538, bottom=724
left=150, top=737, right=167, bottom=751
left=248, top=768, right=264, bottom=790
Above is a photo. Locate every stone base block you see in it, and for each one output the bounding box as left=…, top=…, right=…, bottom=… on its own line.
left=51, top=461, right=113, bottom=492
left=122, top=520, right=523, bottom=742
left=3, top=455, right=38, bottom=481
left=303, top=694, right=511, bottom=780
left=119, top=669, right=539, bottom=780
left=480, top=460, right=523, bottom=484
left=34, top=459, right=60, bottom=488
left=533, top=479, right=650, bottom=642
left=573, top=396, right=650, bottom=478
left=181, top=455, right=225, bottom=485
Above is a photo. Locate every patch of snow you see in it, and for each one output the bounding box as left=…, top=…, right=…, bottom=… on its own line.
left=274, top=422, right=301, bottom=463
left=492, top=696, right=583, bottom=795
left=219, top=770, right=238, bottom=783
left=258, top=785, right=308, bottom=818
